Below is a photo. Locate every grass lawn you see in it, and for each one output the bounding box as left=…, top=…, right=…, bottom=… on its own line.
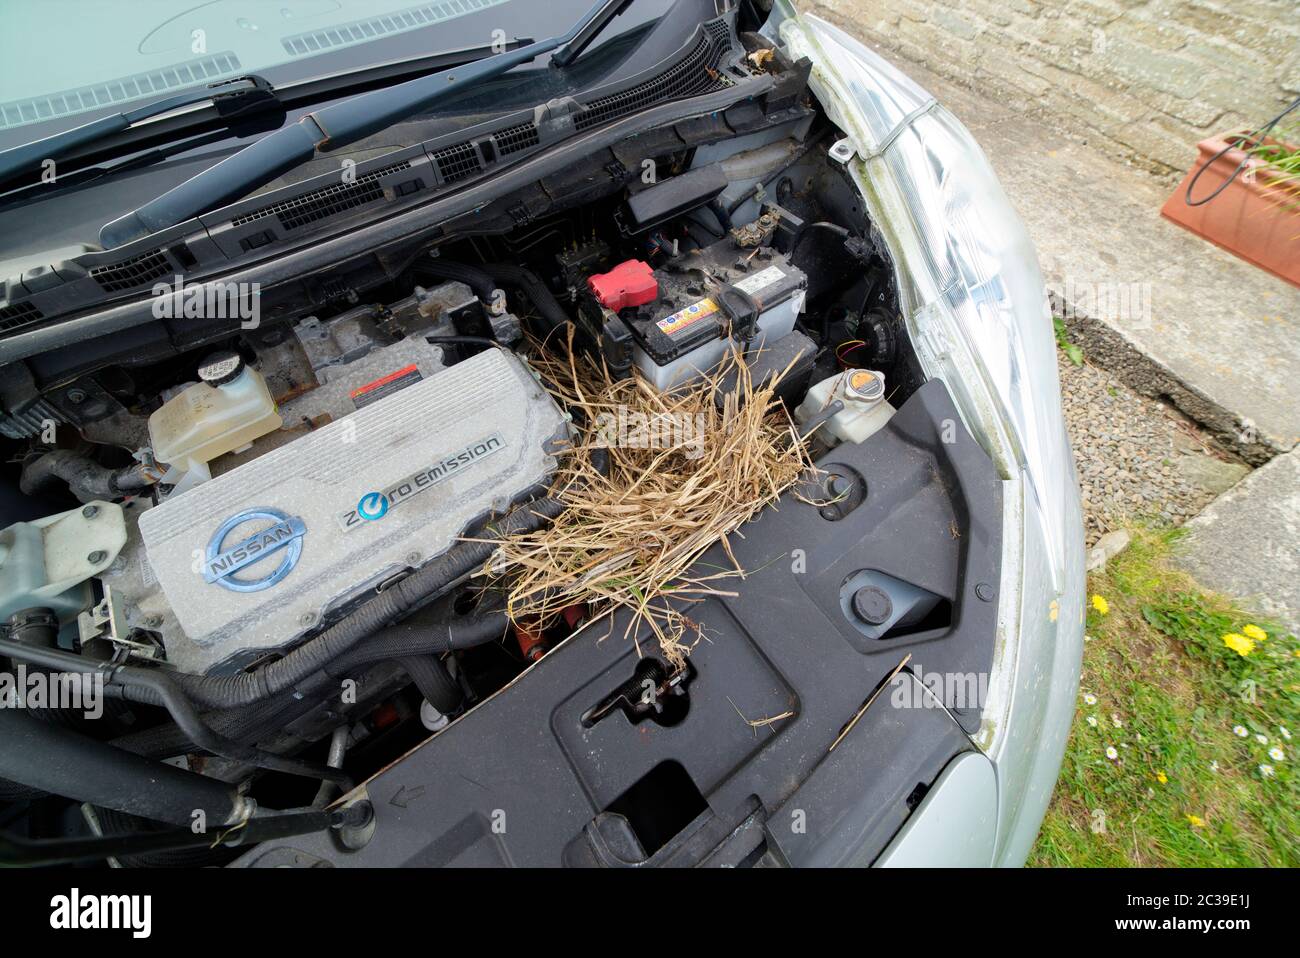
left=1029, top=528, right=1300, bottom=866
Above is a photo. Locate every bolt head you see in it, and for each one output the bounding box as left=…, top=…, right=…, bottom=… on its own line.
left=87, top=550, right=107, bottom=564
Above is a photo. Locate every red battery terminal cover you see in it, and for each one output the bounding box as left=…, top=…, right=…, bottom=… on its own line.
left=587, top=260, right=658, bottom=312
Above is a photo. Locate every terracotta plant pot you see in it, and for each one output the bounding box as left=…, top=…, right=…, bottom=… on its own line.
left=1161, top=133, right=1300, bottom=288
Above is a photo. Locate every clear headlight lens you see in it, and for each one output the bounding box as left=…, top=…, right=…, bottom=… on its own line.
left=782, top=14, right=1077, bottom=585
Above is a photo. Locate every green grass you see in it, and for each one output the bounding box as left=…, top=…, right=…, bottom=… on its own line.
left=1053, top=316, right=1084, bottom=366
left=1029, top=528, right=1300, bottom=867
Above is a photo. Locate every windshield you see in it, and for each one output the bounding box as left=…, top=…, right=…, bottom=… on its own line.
left=0, top=0, right=672, bottom=149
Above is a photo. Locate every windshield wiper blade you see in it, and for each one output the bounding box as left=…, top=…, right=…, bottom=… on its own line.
left=0, top=76, right=281, bottom=187
left=99, top=0, right=635, bottom=249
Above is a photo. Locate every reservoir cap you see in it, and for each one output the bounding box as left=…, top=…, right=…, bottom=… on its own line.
left=197, top=350, right=246, bottom=387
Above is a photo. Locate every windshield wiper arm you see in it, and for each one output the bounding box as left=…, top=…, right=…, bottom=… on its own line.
left=99, top=0, right=636, bottom=249
left=0, top=76, right=281, bottom=187
left=551, top=0, right=634, bottom=68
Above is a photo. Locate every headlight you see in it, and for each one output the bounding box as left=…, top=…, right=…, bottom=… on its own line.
left=777, top=9, right=1087, bottom=861
left=779, top=13, right=1076, bottom=588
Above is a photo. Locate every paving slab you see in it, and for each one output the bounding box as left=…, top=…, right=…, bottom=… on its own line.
left=803, top=2, right=1300, bottom=464
left=1174, top=448, right=1300, bottom=636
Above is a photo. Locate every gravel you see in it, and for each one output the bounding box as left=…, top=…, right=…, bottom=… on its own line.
left=1056, top=352, right=1248, bottom=547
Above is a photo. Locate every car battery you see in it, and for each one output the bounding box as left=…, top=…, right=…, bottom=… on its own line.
left=587, top=238, right=808, bottom=391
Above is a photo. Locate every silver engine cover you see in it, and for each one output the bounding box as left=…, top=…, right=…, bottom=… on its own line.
left=137, top=348, right=566, bottom=674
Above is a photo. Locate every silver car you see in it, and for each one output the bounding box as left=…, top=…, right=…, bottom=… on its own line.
left=0, top=0, right=1082, bottom=868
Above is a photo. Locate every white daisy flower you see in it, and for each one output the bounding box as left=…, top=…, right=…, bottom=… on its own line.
left=1268, top=746, right=1285, bottom=762
left=1233, top=725, right=1248, bottom=738
left=1209, top=761, right=1220, bottom=773
left=1083, top=693, right=1097, bottom=706
left=1111, top=713, right=1123, bottom=728
left=1259, top=764, right=1275, bottom=778
left=1281, top=727, right=1292, bottom=741
left=1086, top=716, right=1098, bottom=727
left=1255, top=733, right=1269, bottom=745
left=1105, top=746, right=1118, bottom=760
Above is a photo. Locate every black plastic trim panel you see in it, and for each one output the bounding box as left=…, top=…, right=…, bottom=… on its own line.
left=233, top=380, right=1002, bottom=868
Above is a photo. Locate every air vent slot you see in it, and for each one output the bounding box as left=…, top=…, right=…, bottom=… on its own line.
left=90, top=249, right=173, bottom=293
left=280, top=0, right=511, bottom=57
left=573, top=27, right=732, bottom=134
left=494, top=121, right=540, bottom=156
left=0, top=300, right=44, bottom=334
left=231, top=160, right=414, bottom=232
left=0, top=53, right=242, bottom=132
left=431, top=142, right=481, bottom=184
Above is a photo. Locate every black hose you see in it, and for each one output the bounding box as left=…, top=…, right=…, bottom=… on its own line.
left=400, top=656, right=464, bottom=714
left=426, top=335, right=499, bottom=349
left=480, top=263, right=571, bottom=334
left=0, top=639, right=351, bottom=788
left=0, top=706, right=243, bottom=828
left=333, top=605, right=510, bottom=671
left=791, top=221, right=850, bottom=262
left=109, top=682, right=322, bottom=761
left=414, top=259, right=498, bottom=303
left=20, top=449, right=154, bottom=502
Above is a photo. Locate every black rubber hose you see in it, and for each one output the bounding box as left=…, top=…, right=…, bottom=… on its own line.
left=400, top=656, right=463, bottom=714
left=480, top=263, right=570, bottom=334
left=331, top=596, right=511, bottom=670
left=0, top=639, right=351, bottom=789
left=4, top=608, right=83, bottom=731
left=0, top=706, right=242, bottom=828
left=109, top=683, right=322, bottom=761
left=414, top=259, right=498, bottom=303
left=19, top=449, right=154, bottom=502
left=791, top=221, right=850, bottom=262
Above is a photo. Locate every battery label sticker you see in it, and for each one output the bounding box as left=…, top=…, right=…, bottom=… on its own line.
left=733, top=265, right=785, bottom=296
left=350, top=364, right=423, bottom=410
left=657, top=298, right=720, bottom=336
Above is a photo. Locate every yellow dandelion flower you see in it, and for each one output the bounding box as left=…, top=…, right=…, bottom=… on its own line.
left=1091, top=595, right=1109, bottom=615
left=1186, top=814, right=1205, bottom=828
left=1222, top=632, right=1255, bottom=656
left=1241, top=624, right=1267, bottom=642
left=1156, top=771, right=1168, bottom=784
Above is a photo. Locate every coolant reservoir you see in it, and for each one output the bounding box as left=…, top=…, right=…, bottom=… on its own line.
left=148, top=351, right=282, bottom=479
left=795, top=369, right=896, bottom=447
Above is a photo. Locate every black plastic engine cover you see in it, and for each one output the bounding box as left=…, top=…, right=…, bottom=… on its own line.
left=235, top=379, right=1002, bottom=868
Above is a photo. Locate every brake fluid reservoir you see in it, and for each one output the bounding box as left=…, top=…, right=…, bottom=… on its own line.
left=795, top=369, right=895, bottom=447
left=149, top=351, right=282, bottom=477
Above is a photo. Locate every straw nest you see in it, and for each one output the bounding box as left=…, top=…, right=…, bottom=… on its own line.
left=481, top=332, right=816, bottom=670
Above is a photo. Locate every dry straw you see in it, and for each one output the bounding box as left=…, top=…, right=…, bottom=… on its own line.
left=483, top=332, right=816, bottom=670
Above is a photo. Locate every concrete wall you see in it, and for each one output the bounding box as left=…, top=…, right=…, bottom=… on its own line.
left=802, top=0, right=1300, bottom=174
